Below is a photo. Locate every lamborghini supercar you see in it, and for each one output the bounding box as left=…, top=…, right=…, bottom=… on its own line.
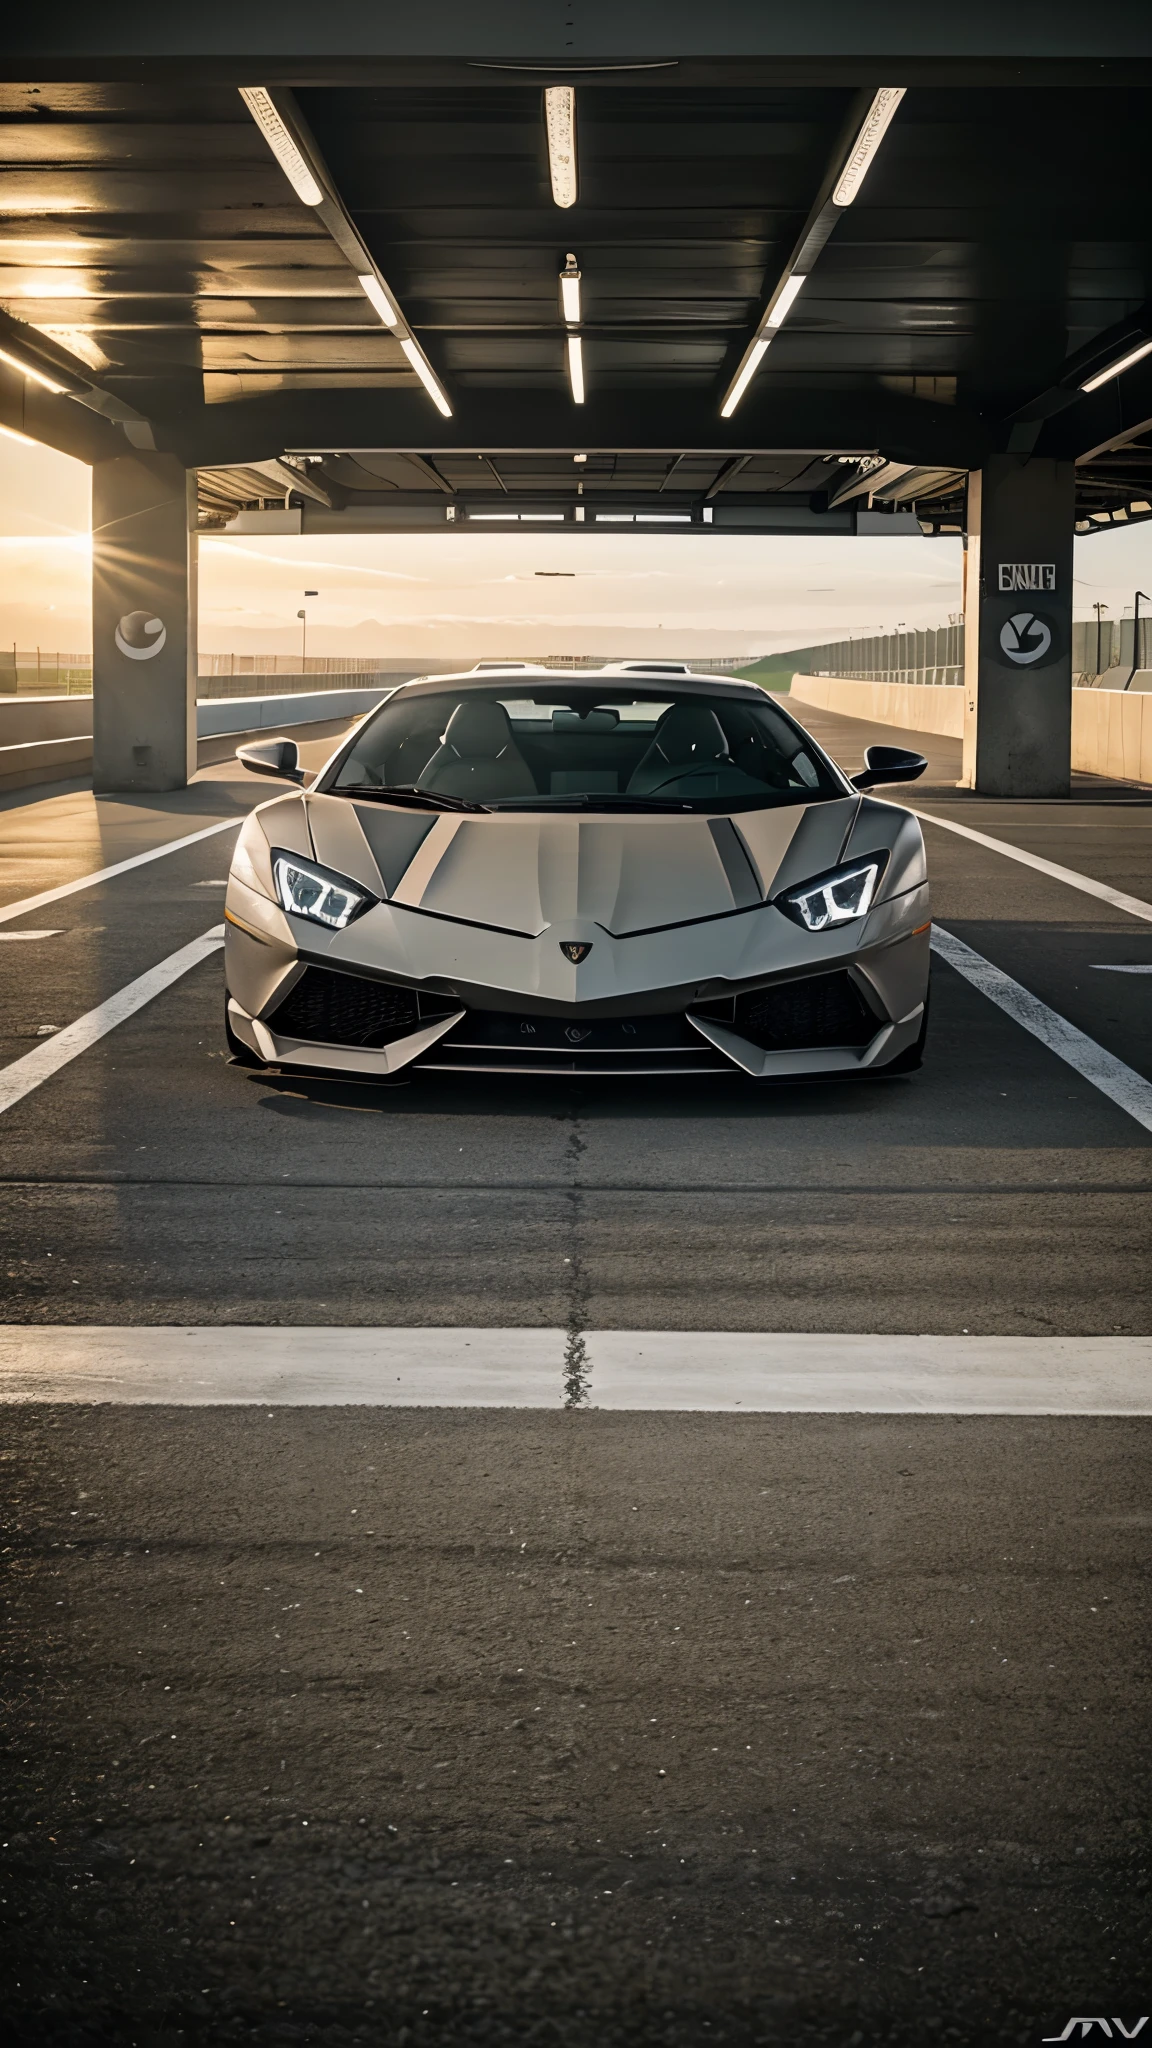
left=223, top=668, right=930, bottom=1082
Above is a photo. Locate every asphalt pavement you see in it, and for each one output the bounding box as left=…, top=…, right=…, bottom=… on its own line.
left=1, top=706, right=1150, bottom=2046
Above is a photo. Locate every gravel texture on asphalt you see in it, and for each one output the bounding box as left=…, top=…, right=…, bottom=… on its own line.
left=3, top=1406, right=1150, bottom=2046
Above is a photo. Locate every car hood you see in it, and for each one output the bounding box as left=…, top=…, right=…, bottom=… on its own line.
left=302, top=795, right=856, bottom=940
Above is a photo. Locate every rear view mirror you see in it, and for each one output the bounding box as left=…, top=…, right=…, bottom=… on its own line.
left=236, top=738, right=303, bottom=783
left=850, top=744, right=928, bottom=791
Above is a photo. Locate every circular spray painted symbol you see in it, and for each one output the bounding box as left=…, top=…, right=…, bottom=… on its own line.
left=999, top=611, right=1052, bottom=667
left=114, top=610, right=167, bottom=661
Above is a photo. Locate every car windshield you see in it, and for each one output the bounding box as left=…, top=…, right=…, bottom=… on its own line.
left=328, top=686, right=842, bottom=811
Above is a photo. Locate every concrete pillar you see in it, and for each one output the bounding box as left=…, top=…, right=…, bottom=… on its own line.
left=92, top=451, right=197, bottom=792
left=961, top=456, right=1075, bottom=796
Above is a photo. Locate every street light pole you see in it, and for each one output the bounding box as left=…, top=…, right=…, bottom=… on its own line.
left=1092, top=600, right=1108, bottom=679
left=297, top=609, right=306, bottom=667
left=1125, top=592, right=1150, bottom=691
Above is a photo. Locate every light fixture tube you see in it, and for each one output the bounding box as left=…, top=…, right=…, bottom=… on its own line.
left=567, top=334, right=586, bottom=405
left=545, top=87, right=578, bottom=208
left=399, top=337, right=453, bottom=418
left=832, top=87, right=906, bottom=207
left=560, top=255, right=582, bottom=326
left=763, top=272, right=807, bottom=330
left=239, top=87, right=325, bottom=206
left=0, top=344, right=66, bottom=393
left=720, top=335, right=770, bottom=419
left=358, top=273, right=401, bottom=329
left=1080, top=337, right=1152, bottom=394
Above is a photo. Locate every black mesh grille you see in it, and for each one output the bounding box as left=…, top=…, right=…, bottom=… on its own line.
left=266, top=967, right=425, bottom=1048
left=697, top=971, right=878, bottom=1052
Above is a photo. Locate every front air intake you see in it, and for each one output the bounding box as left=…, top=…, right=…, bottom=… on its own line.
left=265, top=966, right=444, bottom=1048
left=695, top=971, right=879, bottom=1052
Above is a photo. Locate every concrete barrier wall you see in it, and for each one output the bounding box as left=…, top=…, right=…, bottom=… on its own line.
left=195, top=687, right=387, bottom=737
left=1070, top=685, right=1152, bottom=783
left=0, top=695, right=95, bottom=745
left=789, top=674, right=965, bottom=738
left=0, top=688, right=389, bottom=792
left=788, top=674, right=1152, bottom=785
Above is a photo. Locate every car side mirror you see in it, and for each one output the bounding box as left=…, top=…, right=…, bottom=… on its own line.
left=236, top=738, right=304, bottom=783
left=850, top=744, right=928, bottom=791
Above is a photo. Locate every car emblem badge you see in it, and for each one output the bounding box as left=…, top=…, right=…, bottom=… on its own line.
left=560, top=941, right=592, bottom=963
left=565, top=1026, right=592, bottom=1044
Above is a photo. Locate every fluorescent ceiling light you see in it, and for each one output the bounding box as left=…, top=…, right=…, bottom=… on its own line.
left=833, top=87, right=906, bottom=207
left=239, top=87, right=324, bottom=206
left=560, top=255, right=582, bottom=326
left=597, top=513, right=633, bottom=523
left=1080, top=336, right=1152, bottom=393
left=764, top=273, right=807, bottom=329
left=567, top=334, right=585, bottom=405
left=358, top=273, right=400, bottom=329
left=400, top=336, right=453, bottom=418
left=545, top=87, right=578, bottom=208
left=720, top=335, right=771, bottom=419
left=636, top=513, right=691, bottom=523
left=0, top=344, right=66, bottom=393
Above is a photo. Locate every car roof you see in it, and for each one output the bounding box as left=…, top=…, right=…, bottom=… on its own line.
left=386, top=666, right=767, bottom=700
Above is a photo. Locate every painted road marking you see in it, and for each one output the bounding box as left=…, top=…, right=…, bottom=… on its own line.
left=0, top=817, right=240, bottom=927
left=0, top=925, right=224, bottom=1117
left=0, top=1326, right=1148, bottom=1412
left=0, top=929, right=62, bottom=941
left=914, top=809, right=1152, bottom=924
left=1093, top=963, right=1152, bottom=973
left=931, top=926, right=1152, bottom=1134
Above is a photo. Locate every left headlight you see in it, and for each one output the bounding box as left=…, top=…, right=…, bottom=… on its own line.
left=776, top=855, right=886, bottom=933
left=271, top=851, right=374, bottom=930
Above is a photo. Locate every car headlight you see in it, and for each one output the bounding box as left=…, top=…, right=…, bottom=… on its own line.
left=272, top=851, right=373, bottom=930
left=777, top=856, right=886, bottom=932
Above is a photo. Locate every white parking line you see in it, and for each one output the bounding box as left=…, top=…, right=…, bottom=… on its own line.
left=914, top=809, right=1152, bottom=923
left=0, top=929, right=62, bottom=941
left=1093, top=963, right=1152, bottom=973
left=931, top=926, right=1152, bottom=1134
left=0, top=816, right=240, bottom=927
left=0, top=925, right=224, bottom=1117
left=0, top=1326, right=1148, bottom=1412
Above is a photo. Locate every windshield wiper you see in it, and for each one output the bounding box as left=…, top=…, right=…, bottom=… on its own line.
left=336, top=783, right=491, bottom=814
left=492, top=794, right=694, bottom=812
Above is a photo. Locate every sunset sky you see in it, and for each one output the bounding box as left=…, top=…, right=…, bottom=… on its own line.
left=2, top=428, right=1149, bottom=662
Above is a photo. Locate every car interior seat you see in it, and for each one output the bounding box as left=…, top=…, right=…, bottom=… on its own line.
left=416, top=698, right=538, bottom=801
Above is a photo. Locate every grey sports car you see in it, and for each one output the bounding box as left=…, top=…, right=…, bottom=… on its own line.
left=223, top=667, right=930, bottom=1081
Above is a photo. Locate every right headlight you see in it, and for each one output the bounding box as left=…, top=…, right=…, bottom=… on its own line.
left=776, top=855, right=887, bottom=933
left=272, top=851, right=374, bottom=930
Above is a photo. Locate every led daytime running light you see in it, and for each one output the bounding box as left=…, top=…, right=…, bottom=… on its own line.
left=273, top=853, right=371, bottom=930
left=778, top=859, right=882, bottom=932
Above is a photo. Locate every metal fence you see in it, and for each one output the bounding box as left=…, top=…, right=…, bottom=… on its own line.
left=785, top=617, right=1152, bottom=687
left=793, top=624, right=965, bottom=687
left=0, top=650, right=93, bottom=695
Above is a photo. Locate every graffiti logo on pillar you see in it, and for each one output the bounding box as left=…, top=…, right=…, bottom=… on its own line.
left=998, top=563, right=1056, bottom=592
left=999, top=611, right=1053, bottom=666
left=114, top=610, right=167, bottom=661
